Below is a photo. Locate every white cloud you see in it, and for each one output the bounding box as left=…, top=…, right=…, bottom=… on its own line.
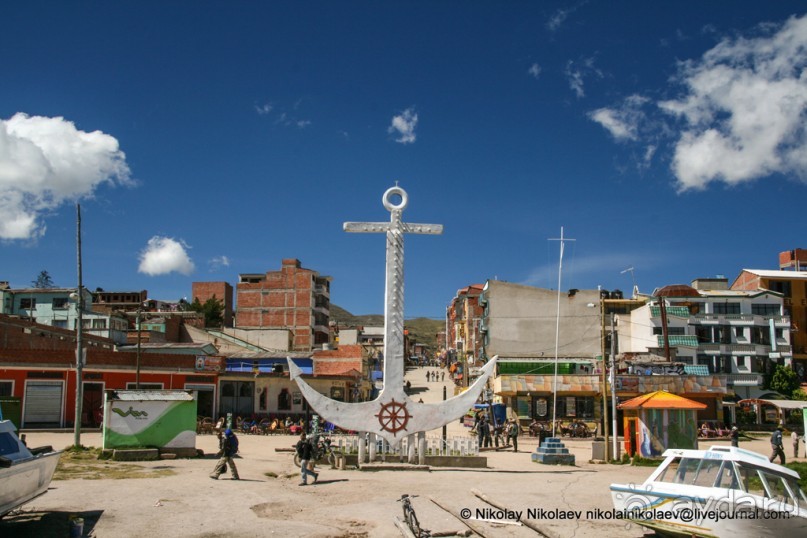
left=547, top=1, right=587, bottom=32
left=589, top=95, right=649, bottom=141
left=138, top=236, right=195, bottom=276
left=564, top=57, right=603, bottom=99
left=660, top=14, right=807, bottom=190
left=388, top=107, right=418, bottom=144
left=255, top=103, right=273, bottom=115
left=528, top=63, right=542, bottom=79
left=0, top=113, right=130, bottom=240
left=208, top=255, right=230, bottom=272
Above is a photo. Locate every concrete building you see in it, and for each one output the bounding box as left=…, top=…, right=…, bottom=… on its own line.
left=191, top=281, right=234, bottom=327
left=623, top=279, right=790, bottom=404
left=481, top=281, right=604, bottom=423
left=0, top=286, right=128, bottom=344
left=731, top=252, right=807, bottom=383
left=90, top=289, right=147, bottom=316
left=236, top=259, right=331, bottom=352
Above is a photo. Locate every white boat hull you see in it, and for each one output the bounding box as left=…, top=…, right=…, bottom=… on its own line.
left=0, top=451, right=61, bottom=517
left=610, top=484, right=807, bottom=537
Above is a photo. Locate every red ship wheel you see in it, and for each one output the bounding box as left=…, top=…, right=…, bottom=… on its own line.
left=375, top=399, right=411, bottom=436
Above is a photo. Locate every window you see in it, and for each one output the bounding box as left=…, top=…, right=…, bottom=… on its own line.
left=92, top=319, right=107, bottom=329
left=0, top=381, right=12, bottom=396
left=751, top=327, right=771, bottom=345
left=52, top=297, right=68, bottom=309
left=125, top=383, right=163, bottom=390
left=671, top=458, right=701, bottom=484
left=20, top=298, right=36, bottom=309
left=715, top=462, right=741, bottom=490
left=752, top=304, right=780, bottom=316
left=53, top=320, right=67, bottom=329
left=653, top=326, right=685, bottom=335
left=768, top=280, right=791, bottom=297
left=692, top=459, right=723, bottom=487
left=713, top=302, right=740, bottom=315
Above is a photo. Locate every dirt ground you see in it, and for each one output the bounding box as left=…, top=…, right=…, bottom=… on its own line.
left=2, top=370, right=801, bottom=538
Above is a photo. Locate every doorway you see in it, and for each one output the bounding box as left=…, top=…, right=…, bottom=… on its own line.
left=82, top=382, right=104, bottom=427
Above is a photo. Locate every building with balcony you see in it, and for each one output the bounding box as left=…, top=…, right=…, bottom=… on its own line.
left=447, top=284, right=484, bottom=360
left=731, top=254, right=807, bottom=383
left=235, top=259, right=331, bottom=352
left=623, top=278, right=790, bottom=399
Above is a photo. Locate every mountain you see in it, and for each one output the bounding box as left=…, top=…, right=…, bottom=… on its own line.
left=329, top=304, right=444, bottom=353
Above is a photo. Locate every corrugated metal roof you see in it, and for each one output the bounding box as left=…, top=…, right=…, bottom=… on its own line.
left=684, top=365, right=710, bottom=376
left=221, top=351, right=313, bottom=359
left=110, top=390, right=194, bottom=401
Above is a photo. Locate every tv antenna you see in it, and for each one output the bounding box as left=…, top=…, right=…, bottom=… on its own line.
left=621, top=266, right=637, bottom=298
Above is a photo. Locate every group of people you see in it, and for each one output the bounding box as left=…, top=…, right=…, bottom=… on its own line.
left=208, top=427, right=328, bottom=485
left=472, top=411, right=520, bottom=452
left=425, top=370, right=444, bottom=382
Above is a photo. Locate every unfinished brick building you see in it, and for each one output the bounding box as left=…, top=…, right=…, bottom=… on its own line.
left=236, top=259, right=331, bottom=352
left=191, top=281, right=234, bottom=327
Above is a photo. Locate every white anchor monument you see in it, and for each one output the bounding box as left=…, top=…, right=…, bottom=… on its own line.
left=288, top=185, right=497, bottom=447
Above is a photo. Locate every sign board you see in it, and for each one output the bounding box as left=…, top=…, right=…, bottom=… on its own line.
left=195, top=355, right=223, bottom=372
left=103, top=390, right=197, bottom=451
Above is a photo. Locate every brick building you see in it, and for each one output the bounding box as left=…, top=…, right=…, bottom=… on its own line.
left=235, top=259, right=331, bottom=352
left=191, top=281, right=234, bottom=327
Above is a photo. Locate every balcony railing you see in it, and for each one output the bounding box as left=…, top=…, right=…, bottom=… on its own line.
left=724, top=373, right=764, bottom=387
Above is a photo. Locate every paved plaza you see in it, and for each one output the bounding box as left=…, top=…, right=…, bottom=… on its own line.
left=1, top=370, right=798, bottom=538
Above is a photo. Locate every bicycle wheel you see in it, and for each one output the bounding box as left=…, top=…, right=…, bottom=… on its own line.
left=293, top=454, right=301, bottom=468
left=406, top=509, right=422, bottom=537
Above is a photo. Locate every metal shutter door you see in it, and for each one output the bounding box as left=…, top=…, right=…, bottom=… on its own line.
left=24, top=382, right=63, bottom=425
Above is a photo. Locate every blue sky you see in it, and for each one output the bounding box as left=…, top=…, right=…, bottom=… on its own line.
left=2, top=2, right=807, bottom=318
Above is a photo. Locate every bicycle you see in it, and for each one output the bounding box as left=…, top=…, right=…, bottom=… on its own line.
left=397, top=494, right=430, bottom=537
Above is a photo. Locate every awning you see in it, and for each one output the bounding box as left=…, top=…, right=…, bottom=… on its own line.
left=738, top=398, right=807, bottom=410
left=619, top=390, right=707, bottom=410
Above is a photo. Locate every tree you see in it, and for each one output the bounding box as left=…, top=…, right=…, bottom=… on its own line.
left=31, top=270, right=55, bottom=288
left=769, top=365, right=801, bottom=398
left=189, top=296, right=223, bottom=327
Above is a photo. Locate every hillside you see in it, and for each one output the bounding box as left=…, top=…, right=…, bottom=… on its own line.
left=330, top=304, right=444, bottom=352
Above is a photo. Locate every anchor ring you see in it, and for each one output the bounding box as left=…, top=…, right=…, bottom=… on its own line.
left=382, top=186, right=408, bottom=212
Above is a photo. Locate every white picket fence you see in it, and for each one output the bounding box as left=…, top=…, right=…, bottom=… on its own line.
left=324, top=433, right=479, bottom=457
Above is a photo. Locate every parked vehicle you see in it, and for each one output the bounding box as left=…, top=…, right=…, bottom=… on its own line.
left=0, top=419, right=62, bottom=518
left=610, top=445, right=807, bottom=537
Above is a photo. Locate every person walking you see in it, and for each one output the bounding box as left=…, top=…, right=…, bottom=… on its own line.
left=480, top=418, right=492, bottom=448
left=508, top=419, right=519, bottom=452
left=210, top=429, right=240, bottom=480
left=770, top=426, right=786, bottom=465
left=792, top=430, right=800, bottom=459
left=296, top=432, right=319, bottom=486
left=730, top=426, right=739, bottom=447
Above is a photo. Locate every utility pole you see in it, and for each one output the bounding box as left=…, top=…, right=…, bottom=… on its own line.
left=73, top=204, right=84, bottom=448
left=601, top=297, right=609, bottom=461
left=659, top=297, right=671, bottom=362
left=610, top=312, right=618, bottom=458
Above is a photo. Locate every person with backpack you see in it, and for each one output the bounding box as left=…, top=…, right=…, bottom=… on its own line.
left=210, top=429, right=240, bottom=480
left=296, top=432, right=319, bottom=486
